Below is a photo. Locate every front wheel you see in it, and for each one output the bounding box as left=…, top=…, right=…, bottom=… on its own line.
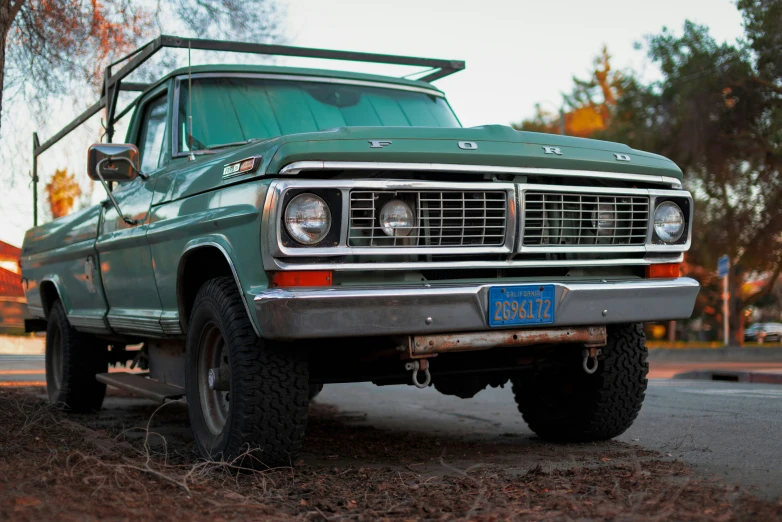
left=510, top=323, right=648, bottom=442
left=185, top=277, right=309, bottom=466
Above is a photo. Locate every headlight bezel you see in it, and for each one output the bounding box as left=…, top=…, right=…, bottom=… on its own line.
left=279, top=189, right=341, bottom=248
left=651, top=197, right=690, bottom=245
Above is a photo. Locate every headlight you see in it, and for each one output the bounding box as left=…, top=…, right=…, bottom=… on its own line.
left=592, top=202, right=615, bottom=236
left=654, top=201, right=685, bottom=243
left=284, top=193, right=332, bottom=245
left=379, top=199, right=415, bottom=237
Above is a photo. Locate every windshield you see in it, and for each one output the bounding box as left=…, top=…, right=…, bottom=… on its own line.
left=177, top=77, right=460, bottom=152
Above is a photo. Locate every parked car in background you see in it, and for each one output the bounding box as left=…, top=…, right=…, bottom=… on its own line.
left=744, top=323, right=782, bottom=343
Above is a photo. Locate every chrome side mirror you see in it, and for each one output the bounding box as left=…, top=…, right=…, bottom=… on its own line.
left=87, top=143, right=144, bottom=226
left=87, top=143, right=141, bottom=182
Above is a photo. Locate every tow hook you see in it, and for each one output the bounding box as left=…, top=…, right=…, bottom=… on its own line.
left=405, top=359, right=432, bottom=389
left=582, top=347, right=603, bottom=375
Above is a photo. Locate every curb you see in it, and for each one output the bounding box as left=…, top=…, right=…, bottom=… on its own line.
left=648, top=347, right=782, bottom=362
left=674, top=370, right=782, bottom=385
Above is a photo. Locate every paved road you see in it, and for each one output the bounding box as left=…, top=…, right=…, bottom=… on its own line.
left=315, top=379, right=782, bottom=499
left=3, top=354, right=782, bottom=499
left=0, top=355, right=45, bottom=385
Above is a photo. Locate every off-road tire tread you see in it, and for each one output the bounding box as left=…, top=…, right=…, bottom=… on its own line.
left=511, top=323, right=648, bottom=442
left=46, top=300, right=107, bottom=412
left=187, top=277, right=309, bottom=467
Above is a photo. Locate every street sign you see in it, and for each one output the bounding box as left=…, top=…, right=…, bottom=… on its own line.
left=718, top=255, right=730, bottom=278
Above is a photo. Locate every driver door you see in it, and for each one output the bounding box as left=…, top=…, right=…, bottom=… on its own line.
left=96, top=86, right=171, bottom=336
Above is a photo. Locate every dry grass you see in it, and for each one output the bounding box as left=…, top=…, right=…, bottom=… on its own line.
left=1, top=387, right=781, bottom=521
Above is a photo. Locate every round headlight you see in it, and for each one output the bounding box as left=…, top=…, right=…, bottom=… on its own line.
left=379, top=199, right=415, bottom=237
left=284, top=193, right=331, bottom=245
left=592, top=203, right=615, bottom=236
left=654, top=201, right=685, bottom=243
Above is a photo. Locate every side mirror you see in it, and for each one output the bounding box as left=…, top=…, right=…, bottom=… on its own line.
left=87, top=143, right=143, bottom=226
left=87, top=143, right=140, bottom=182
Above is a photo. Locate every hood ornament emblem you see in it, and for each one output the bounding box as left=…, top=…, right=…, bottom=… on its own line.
left=369, top=140, right=392, bottom=148
left=458, top=141, right=478, bottom=150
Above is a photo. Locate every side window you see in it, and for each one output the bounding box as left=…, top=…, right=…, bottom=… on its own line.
left=137, top=94, right=168, bottom=173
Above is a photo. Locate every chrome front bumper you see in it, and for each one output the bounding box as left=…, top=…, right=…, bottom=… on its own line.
left=254, top=277, right=699, bottom=340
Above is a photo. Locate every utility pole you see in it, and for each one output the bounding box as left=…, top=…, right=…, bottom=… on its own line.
left=718, top=255, right=730, bottom=346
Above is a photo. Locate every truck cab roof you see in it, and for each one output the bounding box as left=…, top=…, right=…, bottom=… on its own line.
left=154, top=64, right=445, bottom=95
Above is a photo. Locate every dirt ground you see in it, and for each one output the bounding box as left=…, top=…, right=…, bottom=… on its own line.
left=1, top=387, right=781, bottom=521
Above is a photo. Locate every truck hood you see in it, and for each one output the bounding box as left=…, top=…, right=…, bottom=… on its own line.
left=165, top=125, right=681, bottom=202
left=260, top=125, right=682, bottom=180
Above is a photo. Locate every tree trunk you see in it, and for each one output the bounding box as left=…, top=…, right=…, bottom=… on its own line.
left=0, top=1, right=24, bottom=132
left=0, top=4, right=9, bottom=132
left=728, top=267, right=745, bottom=346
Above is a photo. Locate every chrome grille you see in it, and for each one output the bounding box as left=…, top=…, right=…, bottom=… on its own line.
left=349, top=190, right=507, bottom=247
left=523, top=192, right=649, bottom=246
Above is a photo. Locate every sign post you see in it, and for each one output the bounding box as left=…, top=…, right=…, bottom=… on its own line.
left=718, top=255, right=730, bottom=346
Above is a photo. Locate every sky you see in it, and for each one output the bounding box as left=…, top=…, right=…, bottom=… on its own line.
left=0, top=0, right=746, bottom=247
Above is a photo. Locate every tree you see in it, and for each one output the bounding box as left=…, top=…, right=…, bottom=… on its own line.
left=513, top=47, right=624, bottom=138
left=602, top=14, right=782, bottom=345
left=516, top=2, right=782, bottom=344
left=0, top=0, right=284, bottom=130
left=45, top=167, right=81, bottom=218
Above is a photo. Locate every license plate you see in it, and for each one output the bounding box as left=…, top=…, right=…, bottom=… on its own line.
left=488, top=284, right=555, bottom=327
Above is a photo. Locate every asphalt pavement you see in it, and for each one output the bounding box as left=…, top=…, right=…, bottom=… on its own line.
left=314, top=379, right=782, bottom=500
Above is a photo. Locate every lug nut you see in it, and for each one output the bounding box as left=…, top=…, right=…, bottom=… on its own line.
left=207, top=367, right=230, bottom=391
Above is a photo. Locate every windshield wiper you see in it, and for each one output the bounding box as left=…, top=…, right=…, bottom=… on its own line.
left=205, top=138, right=260, bottom=150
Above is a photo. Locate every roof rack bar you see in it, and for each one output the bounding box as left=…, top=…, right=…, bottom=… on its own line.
left=34, top=98, right=104, bottom=157
left=158, top=35, right=465, bottom=73
left=121, top=82, right=150, bottom=92
left=33, top=35, right=464, bottom=157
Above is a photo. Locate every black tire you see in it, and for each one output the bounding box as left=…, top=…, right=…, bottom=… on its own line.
left=185, top=277, right=309, bottom=467
left=510, top=323, right=648, bottom=442
left=45, top=300, right=107, bottom=412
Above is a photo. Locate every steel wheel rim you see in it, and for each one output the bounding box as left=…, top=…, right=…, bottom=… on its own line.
left=198, top=322, right=230, bottom=436
left=50, top=327, right=62, bottom=391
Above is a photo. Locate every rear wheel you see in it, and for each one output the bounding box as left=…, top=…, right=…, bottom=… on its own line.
left=45, top=300, right=107, bottom=412
left=185, top=277, right=309, bottom=466
left=510, top=323, right=648, bottom=442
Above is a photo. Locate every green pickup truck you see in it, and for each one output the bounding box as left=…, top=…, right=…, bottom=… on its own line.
left=21, top=36, right=698, bottom=466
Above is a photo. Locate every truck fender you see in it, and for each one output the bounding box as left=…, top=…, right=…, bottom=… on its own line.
left=176, top=237, right=259, bottom=336
left=39, top=275, right=70, bottom=319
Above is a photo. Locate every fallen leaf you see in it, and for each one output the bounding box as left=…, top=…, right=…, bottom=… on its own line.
left=15, top=497, right=42, bottom=507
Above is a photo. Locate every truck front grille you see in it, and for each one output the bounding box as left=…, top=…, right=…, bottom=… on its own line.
left=349, top=190, right=508, bottom=247
left=523, top=192, right=649, bottom=246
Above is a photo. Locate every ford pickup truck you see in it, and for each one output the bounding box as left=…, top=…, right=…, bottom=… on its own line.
left=21, top=36, right=698, bottom=466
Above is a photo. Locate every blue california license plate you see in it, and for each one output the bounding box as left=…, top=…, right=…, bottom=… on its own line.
left=488, top=284, right=555, bottom=327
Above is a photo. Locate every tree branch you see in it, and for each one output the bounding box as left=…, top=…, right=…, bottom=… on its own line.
left=742, top=262, right=782, bottom=309
left=749, top=76, right=782, bottom=96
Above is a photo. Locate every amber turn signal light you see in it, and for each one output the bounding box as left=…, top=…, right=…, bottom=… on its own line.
left=270, top=271, right=332, bottom=287
left=646, top=263, right=681, bottom=279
